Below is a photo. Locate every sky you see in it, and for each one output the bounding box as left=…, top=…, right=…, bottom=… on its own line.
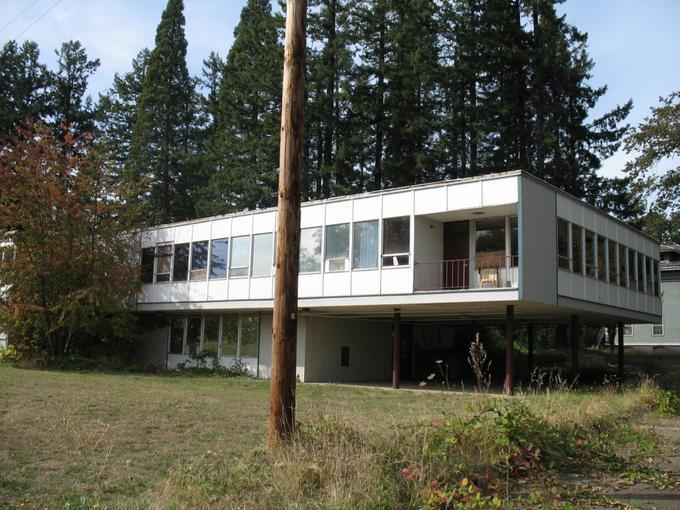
left=1, top=0, right=678, bottom=179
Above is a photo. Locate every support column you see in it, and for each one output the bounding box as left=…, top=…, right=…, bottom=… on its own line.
left=570, top=315, right=579, bottom=378
left=504, top=305, right=515, bottom=395
left=392, top=310, right=401, bottom=389
left=527, top=324, right=535, bottom=376
left=617, top=321, right=625, bottom=380
left=608, top=324, right=615, bottom=353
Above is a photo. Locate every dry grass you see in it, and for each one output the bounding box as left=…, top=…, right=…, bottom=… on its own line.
left=0, top=366, right=668, bottom=509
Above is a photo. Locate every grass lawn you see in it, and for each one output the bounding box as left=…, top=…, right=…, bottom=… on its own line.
left=0, top=364, right=678, bottom=509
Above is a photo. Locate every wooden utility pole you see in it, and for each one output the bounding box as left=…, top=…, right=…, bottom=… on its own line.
left=268, top=0, right=307, bottom=449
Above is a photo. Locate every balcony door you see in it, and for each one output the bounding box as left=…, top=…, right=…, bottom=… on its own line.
left=443, top=221, right=469, bottom=289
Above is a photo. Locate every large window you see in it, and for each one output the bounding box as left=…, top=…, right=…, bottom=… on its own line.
left=596, top=235, right=606, bottom=280
left=572, top=225, right=583, bottom=274
left=173, top=243, right=189, bottom=282
left=383, top=217, right=410, bottom=267
left=191, top=241, right=209, bottom=280
left=169, top=318, right=184, bottom=354
left=557, top=218, right=570, bottom=270
left=230, top=236, right=250, bottom=277
left=186, top=317, right=201, bottom=355
left=352, top=220, right=379, bottom=270
left=221, top=316, right=239, bottom=357
left=629, top=250, right=637, bottom=290
left=618, top=244, right=627, bottom=287
left=300, top=227, right=322, bottom=273
left=155, top=244, right=173, bottom=283
left=141, top=247, right=155, bottom=284
left=203, top=316, right=220, bottom=356
left=608, top=239, right=617, bottom=284
left=637, top=252, right=645, bottom=292
left=210, top=238, right=228, bottom=279
left=585, top=230, right=595, bottom=277
left=325, top=223, right=350, bottom=272
left=240, top=316, right=259, bottom=358
left=251, top=233, right=273, bottom=277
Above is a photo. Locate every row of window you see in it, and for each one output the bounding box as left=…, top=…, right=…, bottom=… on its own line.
left=623, top=323, right=664, bottom=336
left=141, top=217, right=411, bottom=284
left=557, top=218, right=660, bottom=296
left=169, top=314, right=260, bottom=357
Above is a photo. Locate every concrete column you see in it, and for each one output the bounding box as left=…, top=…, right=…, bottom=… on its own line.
left=392, top=310, right=401, bottom=389
left=570, top=315, right=579, bottom=377
left=504, top=305, right=515, bottom=395
left=617, top=321, right=625, bottom=380
left=527, top=324, right=535, bottom=376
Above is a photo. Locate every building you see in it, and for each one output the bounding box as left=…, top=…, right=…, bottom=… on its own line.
left=135, top=171, right=662, bottom=390
left=623, top=243, right=680, bottom=349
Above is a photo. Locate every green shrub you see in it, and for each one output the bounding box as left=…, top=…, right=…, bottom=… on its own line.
left=655, top=388, right=680, bottom=415
left=0, top=344, right=20, bottom=366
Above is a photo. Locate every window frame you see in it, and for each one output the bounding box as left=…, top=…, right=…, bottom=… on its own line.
left=154, top=244, right=173, bottom=283
left=571, top=224, right=583, bottom=275
left=172, top=242, right=190, bottom=282
left=382, top=216, right=411, bottom=268
left=652, top=323, right=664, bottom=336
left=251, top=232, right=274, bottom=277
left=229, top=235, right=251, bottom=278
left=209, top=238, right=229, bottom=280
left=299, top=226, right=323, bottom=274
left=190, top=240, right=209, bottom=281
left=352, top=220, right=379, bottom=271
left=140, top=247, right=155, bottom=284
left=324, top=223, right=350, bottom=273
left=557, top=218, right=570, bottom=271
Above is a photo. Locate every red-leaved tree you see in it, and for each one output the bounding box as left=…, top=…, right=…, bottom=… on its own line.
left=0, top=122, right=142, bottom=357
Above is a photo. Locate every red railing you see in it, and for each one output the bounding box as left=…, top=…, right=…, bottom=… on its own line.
left=414, top=256, right=519, bottom=291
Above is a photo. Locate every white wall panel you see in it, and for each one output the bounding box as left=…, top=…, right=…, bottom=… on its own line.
left=298, top=273, right=323, bottom=297
left=325, top=200, right=353, bottom=224
left=231, top=215, right=252, bottom=236
left=158, top=227, right=175, bottom=243
left=207, top=279, right=228, bottom=301
left=141, top=230, right=156, bottom=248
left=301, top=204, right=325, bottom=227
left=250, top=277, right=273, bottom=299
left=188, top=281, right=208, bottom=301
left=323, top=272, right=351, bottom=297
left=482, top=177, right=518, bottom=206
left=211, top=218, right=231, bottom=239
left=447, top=181, right=482, bottom=211
left=353, top=196, right=381, bottom=221
left=414, top=187, right=447, bottom=215
left=170, top=283, right=188, bottom=302
left=192, top=221, right=211, bottom=241
left=227, top=278, right=249, bottom=300
left=252, top=211, right=276, bottom=234
left=173, top=225, right=192, bottom=243
left=382, top=191, right=412, bottom=218
left=351, top=271, right=380, bottom=296
left=381, top=268, right=412, bottom=294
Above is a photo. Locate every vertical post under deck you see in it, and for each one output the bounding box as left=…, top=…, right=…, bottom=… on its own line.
left=504, top=305, right=515, bottom=395
left=570, top=315, right=579, bottom=378
left=617, top=321, right=625, bottom=380
left=392, top=311, right=401, bottom=389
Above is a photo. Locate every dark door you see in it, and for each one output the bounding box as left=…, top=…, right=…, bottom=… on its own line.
left=443, top=221, right=469, bottom=289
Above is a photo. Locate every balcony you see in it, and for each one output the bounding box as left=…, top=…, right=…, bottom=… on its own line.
left=414, top=255, right=519, bottom=292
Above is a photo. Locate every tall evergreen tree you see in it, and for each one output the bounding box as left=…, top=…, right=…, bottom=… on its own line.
left=197, top=0, right=283, bottom=215
left=0, top=40, right=52, bottom=140
left=128, top=0, right=199, bottom=223
left=50, top=41, right=100, bottom=138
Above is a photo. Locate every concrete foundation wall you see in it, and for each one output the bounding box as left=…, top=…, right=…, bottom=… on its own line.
left=303, top=316, right=392, bottom=383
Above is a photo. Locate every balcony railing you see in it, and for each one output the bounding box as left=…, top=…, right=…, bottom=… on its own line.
left=414, top=256, right=519, bottom=292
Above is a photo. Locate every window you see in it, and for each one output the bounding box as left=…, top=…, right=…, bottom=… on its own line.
left=300, top=227, right=322, bottom=273
left=572, top=225, right=583, bottom=274
left=557, top=218, right=570, bottom=270
left=341, top=346, right=350, bottom=367
left=251, top=233, right=273, bottom=277
left=510, top=216, right=518, bottom=261
left=203, top=316, right=220, bottom=355
left=596, top=235, right=606, bottom=280
left=654, top=260, right=661, bottom=297
left=221, top=315, right=239, bottom=357
left=240, top=316, right=259, bottom=358
left=230, top=236, right=250, bottom=277
left=169, top=318, right=184, bottom=354
left=0, top=246, right=15, bottom=263
left=186, top=317, right=201, bottom=355
left=629, top=249, right=637, bottom=289
left=637, top=252, right=645, bottom=292
left=645, top=256, right=653, bottom=295
left=353, top=220, right=379, bottom=270
left=383, top=217, right=410, bottom=267
left=190, top=241, right=209, bottom=280
left=172, top=243, right=189, bottom=282
left=608, top=239, right=617, bottom=284
left=623, top=324, right=633, bottom=336
left=325, top=223, right=350, bottom=272
left=141, top=247, right=155, bottom=283
left=652, top=323, right=664, bottom=336
left=210, top=238, right=228, bottom=279
left=618, top=244, right=627, bottom=287
left=155, top=244, right=173, bottom=283
left=585, top=231, right=595, bottom=277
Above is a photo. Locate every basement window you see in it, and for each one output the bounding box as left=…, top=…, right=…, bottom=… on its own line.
left=341, top=346, right=350, bottom=367
left=185, top=317, right=201, bottom=356
left=202, top=316, right=220, bottom=356
left=325, top=223, right=350, bottom=272
left=190, top=241, right=209, bottom=280
left=383, top=216, right=410, bottom=267
left=240, top=316, right=260, bottom=358
left=169, top=318, right=185, bottom=354
left=221, top=316, right=239, bottom=357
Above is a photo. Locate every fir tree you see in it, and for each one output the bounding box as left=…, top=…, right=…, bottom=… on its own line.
left=128, top=0, right=199, bottom=223
left=197, top=0, right=284, bottom=216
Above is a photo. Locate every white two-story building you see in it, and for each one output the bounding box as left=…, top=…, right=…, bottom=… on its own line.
left=135, top=171, right=662, bottom=390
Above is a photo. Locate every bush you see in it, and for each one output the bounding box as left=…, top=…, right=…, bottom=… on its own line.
left=0, top=344, right=20, bottom=366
